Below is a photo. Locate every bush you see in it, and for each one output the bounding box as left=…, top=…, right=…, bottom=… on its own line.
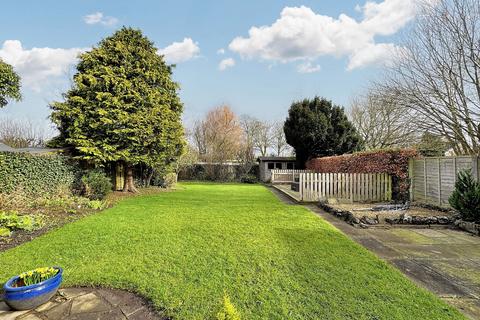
left=81, top=170, right=112, bottom=200
left=240, top=174, right=257, bottom=184
left=449, top=169, right=480, bottom=222
left=162, top=172, right=177, bottom=188
left=217, top=295, right=241, bottom=320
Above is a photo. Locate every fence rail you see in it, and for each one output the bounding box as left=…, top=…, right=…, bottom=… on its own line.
left=409, top=156, right=479, bottom=206
left=270, top=169, right=313, bottom=184
left=271, top=169, right=392, bottom=202
left=299, top=172, right=392, bottom=202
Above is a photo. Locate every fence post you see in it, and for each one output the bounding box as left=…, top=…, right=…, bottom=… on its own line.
left=423, top=158, right=427, bottom=200
left=408, top=158, right=414, bottom=202
left=472, top=156, right=479, bottom=182
left=437, top=158, right=442, bottom=205
left=299, top=173, right=304, bottom=201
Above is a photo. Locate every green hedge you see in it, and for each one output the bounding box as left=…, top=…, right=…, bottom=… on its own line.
left=0, top=152, right=79, bottom=196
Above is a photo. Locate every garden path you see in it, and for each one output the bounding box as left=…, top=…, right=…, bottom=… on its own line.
left=269, top=187, right=480, bottom=320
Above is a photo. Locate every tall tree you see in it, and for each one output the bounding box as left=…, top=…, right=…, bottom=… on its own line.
left=350, top=89, right=418, bottom=150
left=203, top=105, right=242, bottom=164
left=252, top=119, right=272, bottom=157
left=284, top=97, right=362, bottom=167
left=381, top=0, right=480, bottom=155
left=0, top=58, right=21, bottom=108
left=271, top=120, right=291, bottom=156
left=50, top=27, right=184, bottom=192
left=238, top=115, right=257, bottom=175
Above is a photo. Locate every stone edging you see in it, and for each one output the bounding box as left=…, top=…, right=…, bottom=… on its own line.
left=454, top=220, right=480, bottom=236
left=318, top=202, right=455, bottom=228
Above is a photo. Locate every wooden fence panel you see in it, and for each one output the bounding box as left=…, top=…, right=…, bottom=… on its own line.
left=409, top=156, right=479, bottom=206
left=297, top=172, right=392, bottom=202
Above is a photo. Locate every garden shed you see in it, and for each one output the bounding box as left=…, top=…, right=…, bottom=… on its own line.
left=258, top=156, right=296, bottom=182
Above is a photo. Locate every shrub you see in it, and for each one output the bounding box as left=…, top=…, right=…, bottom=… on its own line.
left=162, top=172, right=177, bottom=188
left=449, top=169, right=480, bottom=222
left=81, top=170, right=112, bottom=200
left=217, top=294, right=241, bottom=320
left=240, top=174, right=257, bottom=184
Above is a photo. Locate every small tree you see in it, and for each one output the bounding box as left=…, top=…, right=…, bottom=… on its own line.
left=284, top=97, right=362, bottom=167
left=50, top=27, right=184, bottom=192
left=449, top=170, right=480, bottom=222
left=0, top=58, right=21, bottom=108
left=415, top=132, right=449, bottom=157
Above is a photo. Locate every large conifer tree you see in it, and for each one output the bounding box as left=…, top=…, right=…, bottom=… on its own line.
left=284, top=97, right=361, bottom=167
left=51, top=27, right=184, bottom=192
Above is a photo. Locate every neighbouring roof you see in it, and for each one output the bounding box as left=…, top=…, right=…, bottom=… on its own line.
left=257, top=156, right=296, bottom=162
left=0, top=143, right=14, bottom=152
left=0, top=143, right=62, bottom=155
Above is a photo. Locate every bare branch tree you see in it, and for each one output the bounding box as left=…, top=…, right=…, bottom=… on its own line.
left=350, top=89, right=419, bottom=150
left=271, top=120, right=291, bottom=156
left=381, top=0, right=480, bottom=155
left=0, top=118, right=52, bottom=148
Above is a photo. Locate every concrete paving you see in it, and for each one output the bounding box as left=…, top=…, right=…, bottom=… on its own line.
left=270, top=187, right=480, bottom=320
left=0, top=288, right=162, bottom=320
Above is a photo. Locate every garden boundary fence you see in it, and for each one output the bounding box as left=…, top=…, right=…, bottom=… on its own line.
left=409, top=156, right=479, bottom=206
left=271, top=170, right=392, bottom=202
left=270, top=169, right=313, bottom=184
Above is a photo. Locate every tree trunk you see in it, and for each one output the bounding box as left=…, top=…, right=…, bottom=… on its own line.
left=145, top=168, right=154, bottom=187
left=123, top=164, right=138, bottom=193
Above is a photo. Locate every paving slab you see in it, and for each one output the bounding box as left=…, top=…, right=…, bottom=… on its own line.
left=390, top=259, right=469, bottom=296
left=0, top=288, right=162, bottom=320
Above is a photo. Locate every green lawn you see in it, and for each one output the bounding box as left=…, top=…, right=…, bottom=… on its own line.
left=0, top=183, right=463, bottom=319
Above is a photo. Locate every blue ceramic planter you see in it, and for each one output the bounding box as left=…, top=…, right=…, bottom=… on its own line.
left=3, top=267, right=63, bottom=310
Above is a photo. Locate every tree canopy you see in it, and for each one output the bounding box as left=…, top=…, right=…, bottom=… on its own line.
left=50, top=27, right=184, bottom=191
left=0, top=58, right=21, bottom=108
left=284, top=97, right=362, bottom=166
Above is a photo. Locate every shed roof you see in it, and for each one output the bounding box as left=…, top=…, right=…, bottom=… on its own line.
left=257, top=156, right=296, bottom=162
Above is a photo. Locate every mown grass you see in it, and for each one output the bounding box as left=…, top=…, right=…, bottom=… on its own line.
left=0, top=183, right=464, bottom=319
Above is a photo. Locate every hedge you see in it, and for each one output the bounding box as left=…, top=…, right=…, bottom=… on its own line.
left=0, top=151, right=80, bottom=197
left=305, top=149, right=418, bottom=201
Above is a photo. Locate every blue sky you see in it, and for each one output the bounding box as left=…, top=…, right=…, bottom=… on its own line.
left=0, top=0, right=418, bottom=131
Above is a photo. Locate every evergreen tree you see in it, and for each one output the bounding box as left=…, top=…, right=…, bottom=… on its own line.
left=449, top=170, right=480, bottom=222
left=415, top=132, right=449, bottom=157
left=0, top=58, right=21, bottom=108
left=51, top=27, right=184, bottom=192
left=284, top=97, right=362, bottom=167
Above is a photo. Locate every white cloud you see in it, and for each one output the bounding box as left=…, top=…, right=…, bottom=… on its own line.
left=157, top=38, right=200, bottom=64
left=296, top=61, right=321, bottom=73
left=83, top=12, right=118, bottom=26
left=217, top=48, right=225, bottom=55
left=228, top=0, right=421, bottom=71
left=218, top=58, right=235, bottom=71
left=0, top=40, right=86, bottom=91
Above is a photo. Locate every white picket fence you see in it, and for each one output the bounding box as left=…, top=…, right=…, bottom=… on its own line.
left=271, top=169, right=392, bottom=202
left=299, top=172, right=392, bottom=202
left=270, top=169, right=313, bottom=184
